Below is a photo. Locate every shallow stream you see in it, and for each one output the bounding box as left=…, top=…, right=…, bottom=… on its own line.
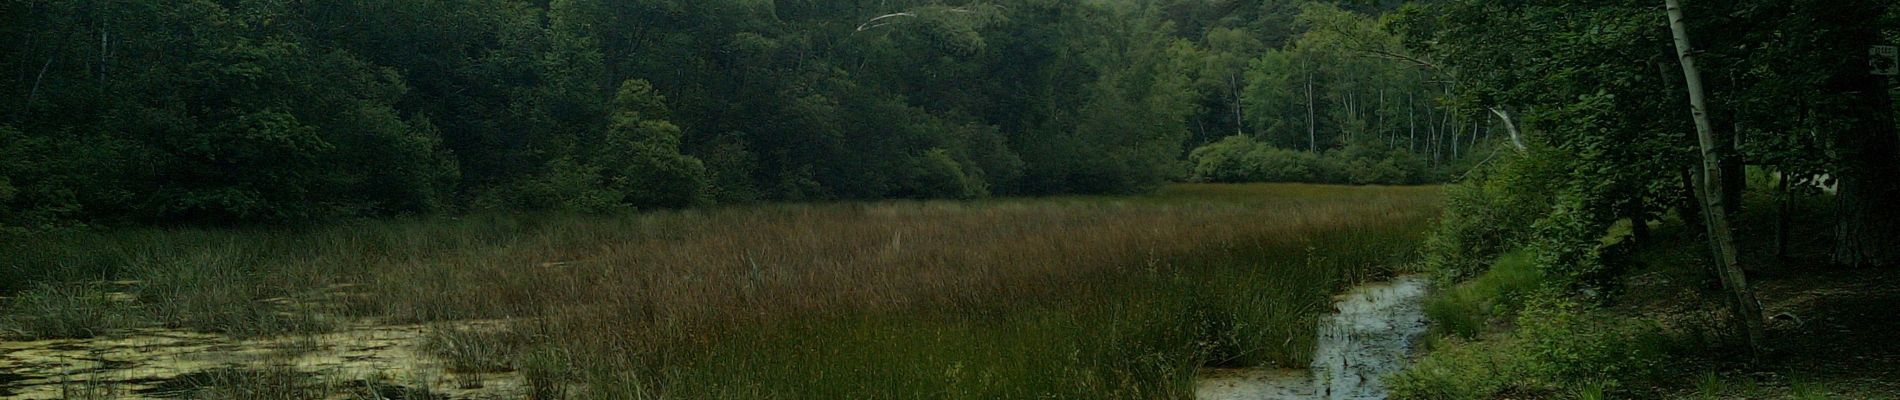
left=1196, top=276, right=1431, bottom=400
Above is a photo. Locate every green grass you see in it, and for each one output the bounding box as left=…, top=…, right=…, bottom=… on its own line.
left=1424, top=249, right=1544, bottom=340
left=0, top=283, right=145, bottom=340
left=1, top=184, right=1443, bottom=398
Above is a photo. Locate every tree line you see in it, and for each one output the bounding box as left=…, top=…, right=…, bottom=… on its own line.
left=0, top=0, right=1461, bottom=228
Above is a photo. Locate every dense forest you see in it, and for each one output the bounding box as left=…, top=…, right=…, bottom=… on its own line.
left=0, top=0, right=1486, bottom=228
left=1386, top=0, right=1900, bottom=396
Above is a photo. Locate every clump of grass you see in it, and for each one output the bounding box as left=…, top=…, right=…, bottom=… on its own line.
left=129, top=255, right=341, bottom=338
left=1789, top=376, right=1831, bottom=400
left=131, top=367, right=321, bottom=400
left=1695, top=371, right=1727, bottom=399
left=421, top=325, right=530, bottom=373
left=0, top=283, right=144, bottom=340
left=1424, top=249, right=1544, bottom=339
left=519, top=345, right=574, bottom=400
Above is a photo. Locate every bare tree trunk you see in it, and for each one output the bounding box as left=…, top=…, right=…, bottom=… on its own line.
left=1346, top=92, right=1356, bottom=142
left=1470, top=121, right=1481, bottom=156
left=27, top=57, right=52, bottom=107
left=1231, top=75, right=1244, bottom=136
left=1306, top=57, right=1317, bottom=152
left=1409, top=90, right=1418, bottom=152
left=1487, top=107, right=1527, bottom=153
left=1667, top=0, right=1765, bottom=355
left=1452, top=117, right=1462, bottom=160
left=1429, top=111, right=1440, bottom=167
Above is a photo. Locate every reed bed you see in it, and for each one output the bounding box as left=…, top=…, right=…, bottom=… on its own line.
left=1, top=184, right=1441, bottom=399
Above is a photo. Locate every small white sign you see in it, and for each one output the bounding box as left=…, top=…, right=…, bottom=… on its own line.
left=1874, top=45, right=1899, bottom=76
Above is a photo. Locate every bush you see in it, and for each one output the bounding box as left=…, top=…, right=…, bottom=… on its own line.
left=1188, top=135, right=1263, bottom=183
left=898, top=148, right=989, bottom=199
left=1422, top=151, right=1562, bottom=282
left=1187, top=135, right=1438, bottom=185
left=1246, top=146, right=1322, bottom=183
left=1392, top=295, right=1686, bottom=399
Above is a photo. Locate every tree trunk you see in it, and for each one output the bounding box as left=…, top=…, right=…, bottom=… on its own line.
left=1679, top=168, right=1706, bottom=232
left=27, top=57, right=52, bottom=107
left=1667, top=0, right=1765, bottom=355
left=1487, top=107, right=1527, bottom=153
left=1629, top=195, right=1651, bottom=245
left=1723, top=120, right=1746, bottom=218
left=1821, top=1, right=1900, bottom=268
left=1409, top=91, right=1418, bottom=152
left=1231, top=75, right=1245, bottom=136
left=1306, top=57, right=1318, bottom=152
left=1775, top=168, right=1792, bottom=259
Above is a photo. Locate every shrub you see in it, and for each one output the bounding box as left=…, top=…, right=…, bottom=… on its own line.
left=1188, top=135, right=1262, bottom=183
left=1391, top=294, right=1686, bottom=399
left=1514, top=296, right=1680, bottom=389
left=898, top=148, right=989, bottom=199
left=1188, top=135, right=1439, bottom=185
left=1244, top=146, right=1322, bottom=183
left=1422, top=151, right=1561, bottom=282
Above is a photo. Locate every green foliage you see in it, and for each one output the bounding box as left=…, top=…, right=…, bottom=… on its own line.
left=1391, top=295, right=1686, bottom=399
left=899, top=148, right=989, bottom=199
left=1424, top=249, right=1544, bottom=339
left=1191, top=135, right=1311, bottom=183
left=0, top=0, right=1263, bottom=228
left=0, top=283, right=145, bottom=340
left=1188, top=135, right=1438, bottom=185
left=0, top=125, right=18, bottom=231
left=1422, top=150, right=1565, bottom=283
left=1514, top=296, right=1679, bottom=388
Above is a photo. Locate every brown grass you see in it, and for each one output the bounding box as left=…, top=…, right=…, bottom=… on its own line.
left=2, top=184, right=1443, bottom=398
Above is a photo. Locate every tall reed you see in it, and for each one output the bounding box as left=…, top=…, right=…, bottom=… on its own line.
left=1, top=184, right=1441, bottom=398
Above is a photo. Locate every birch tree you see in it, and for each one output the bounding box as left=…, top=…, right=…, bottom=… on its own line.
left=1666, top=0, right=1763, bottom=353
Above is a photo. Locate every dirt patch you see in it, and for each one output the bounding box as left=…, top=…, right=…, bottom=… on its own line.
left=1638, top=261, right=1900, bottom=398
left=1755, top=267, right=1900, bottom=393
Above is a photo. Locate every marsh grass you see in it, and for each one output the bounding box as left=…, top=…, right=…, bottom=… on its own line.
left=0, top=283, right=144, bottom=340
left=1, top=184, right=1441, bottom=398
left=422, top=325, right=531, bottom=373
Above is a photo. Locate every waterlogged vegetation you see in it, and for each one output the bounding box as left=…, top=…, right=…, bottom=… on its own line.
left=1, top=184, right=1441, bottom=398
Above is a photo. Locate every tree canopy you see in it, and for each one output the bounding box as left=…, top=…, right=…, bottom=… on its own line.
left=1, top=0, right=1471, bottom=228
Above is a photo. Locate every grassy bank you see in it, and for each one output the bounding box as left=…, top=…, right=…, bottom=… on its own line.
left=1393, top=167, right=1900, bottom=399
left=2, top=184, right=1441, bottom=399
